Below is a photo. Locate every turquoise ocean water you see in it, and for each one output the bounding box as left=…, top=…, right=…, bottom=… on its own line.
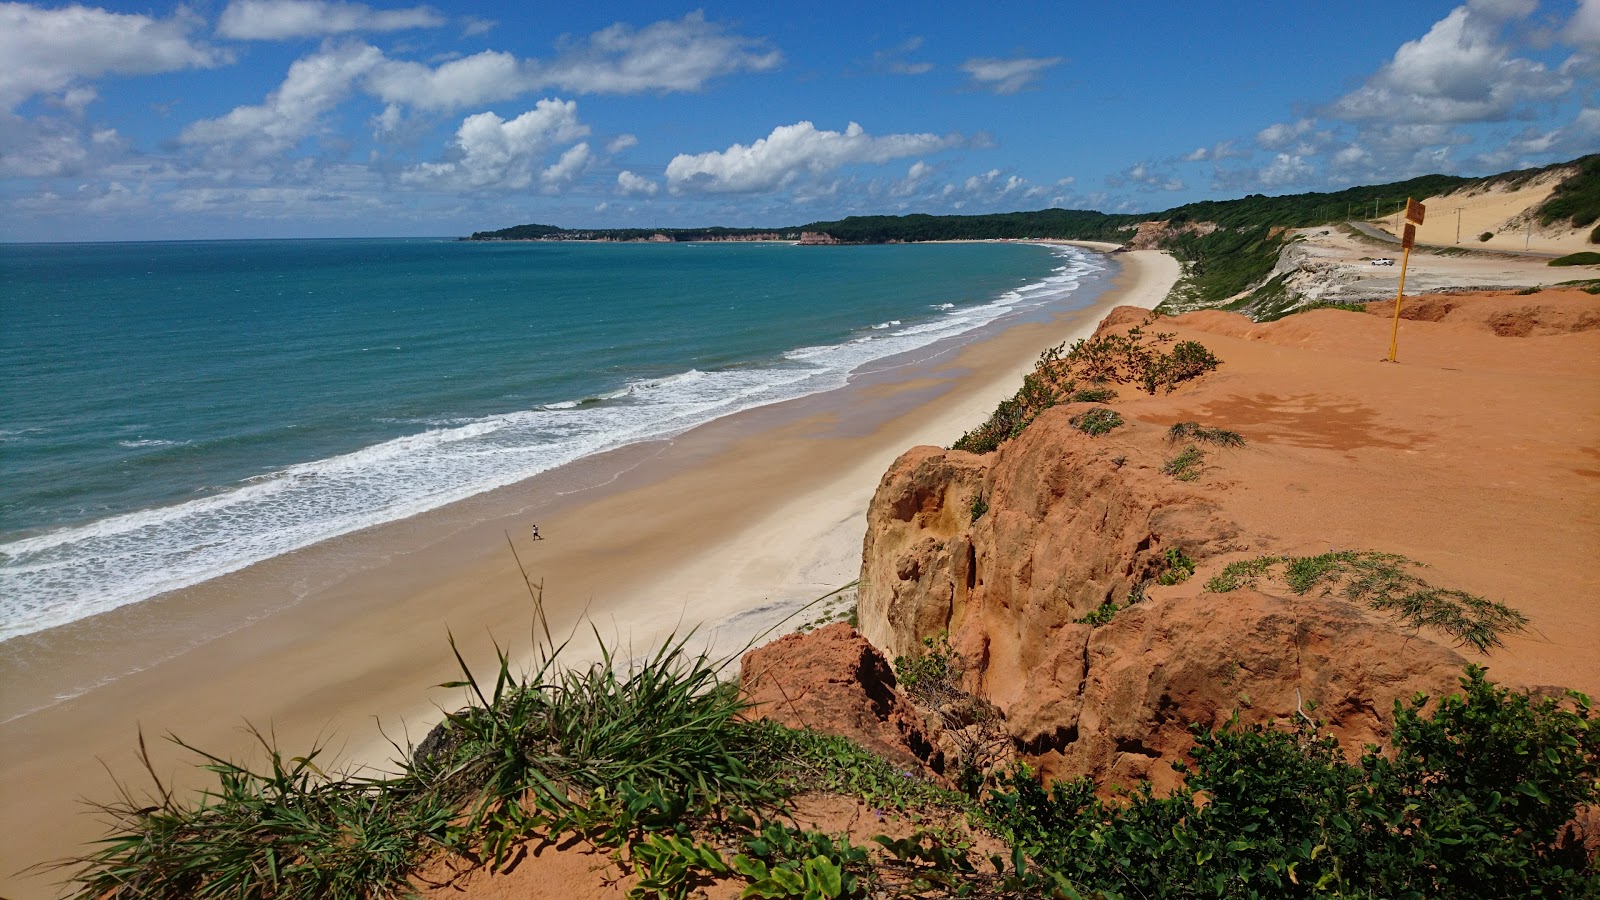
left=0, top=239, right=1105, bottom=641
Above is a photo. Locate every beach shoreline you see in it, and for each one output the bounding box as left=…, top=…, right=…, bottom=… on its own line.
left=0, top=248, right=1178, bottom=898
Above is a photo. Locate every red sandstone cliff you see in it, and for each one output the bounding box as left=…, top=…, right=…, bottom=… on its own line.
left=855, top=291, right=1600, bottom=789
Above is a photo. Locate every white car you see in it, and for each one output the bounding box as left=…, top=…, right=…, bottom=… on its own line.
left=1370, top=258, right=1394, bottom=266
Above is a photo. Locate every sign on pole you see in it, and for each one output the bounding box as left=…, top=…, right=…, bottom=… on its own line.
left=1386, top=199, right=1418, bottom=362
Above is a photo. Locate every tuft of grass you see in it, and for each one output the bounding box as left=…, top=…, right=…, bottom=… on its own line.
left=1205, top=551, right=1528, bottom=652
left=62, top=729, right=450, bottom=900
left=1166, top=421, right=1246, bottom=448
left=1069, top=407, right=1124, bottom=436
left=1293, top=299, right=1369, bottom=315
left=1162, top=445, right=1205, bottom=481
left=1479, top=231, right=1495, bottom=242
left=1067, top=386, right=1117, bottom=403
left=1513, top=285, right=1543, bottom=294
left=737, top=723, right=966, bottom=814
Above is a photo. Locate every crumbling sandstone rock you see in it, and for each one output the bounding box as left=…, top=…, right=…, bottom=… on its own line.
left=739, top=623, right=943, bottom=776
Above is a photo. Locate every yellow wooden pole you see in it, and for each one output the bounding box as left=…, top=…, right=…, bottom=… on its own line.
left=1386, top=242, right=1412, bottom=362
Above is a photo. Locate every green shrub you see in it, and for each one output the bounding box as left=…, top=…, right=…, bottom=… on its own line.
left=968, top=491, right=988, bottom=522
left=953, top=329, right=1222, bottom=454
left=1069, top=407, right=1123, bottom=436
left=1549, top=251, right=1600, bottom=266
left=1480, top=231, right=1495, bottom=241
left=984, top=666, right=1599, bottom=899
left=1156, top=547, right=1195, bottom=585
left=1536, top=154, right=1600, bottom=230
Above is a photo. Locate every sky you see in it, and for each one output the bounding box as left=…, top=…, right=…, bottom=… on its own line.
left=1, top=0, right=1596, bottom=241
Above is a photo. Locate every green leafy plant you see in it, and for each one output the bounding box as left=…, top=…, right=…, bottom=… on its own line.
left=1480, top=231, right=1495, bottom=241
left=1204, top=555, right=1283, bottom=593
left=1162, top=444, right=1205, bottom=481
left=984, top=666, right=1598, bottom=899
left=1155, top=547, right=1196, bottom=585
left=968, top=491, right=989, bottom=522
left=1076, top=599, right=1122, bottom=627
left=1069, top=407, right=1123, bottom=436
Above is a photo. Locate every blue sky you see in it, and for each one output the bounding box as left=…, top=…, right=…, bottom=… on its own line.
left=1, top=0, right=1595, bottom=241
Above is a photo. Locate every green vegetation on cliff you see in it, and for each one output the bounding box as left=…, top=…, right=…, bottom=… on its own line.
left=59, top=631, right=1596, bottom=899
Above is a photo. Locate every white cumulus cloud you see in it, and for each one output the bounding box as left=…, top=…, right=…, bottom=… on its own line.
left=959, top=55, right=1062, bottom=94
left=665, top=121, right=961, bottom=194
left=356, top=13, right=780, bottom=112
left=616, top=169, right=659, bottom=195
left=180, top=41, right=384, bottom=156
left=365, top=49, right=524, bottom=111
left=0, top=2, right=226, bottom=111
left=533, top=11, right=781, bottom=94
left=1326, top=1, right=1568, bottom=124
left=217, top=0, right=444, bottom=40
left=402, top=99, right=589, bottom=190
left=540, top=141, right=590, bottom=190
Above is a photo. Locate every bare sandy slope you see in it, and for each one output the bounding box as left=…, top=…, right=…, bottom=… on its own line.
left=0, top=251, right=1178, bottom=899
left=1366, top=169, right=1594, bottom=255
left=1136, top=290, right=1600, bottom=696
left=1279, top=223, right=1596, bottom=305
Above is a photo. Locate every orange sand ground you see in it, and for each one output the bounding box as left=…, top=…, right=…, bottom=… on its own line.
left=1136, top=290, right=1600, bottom=697
left=0, top=247, right=1176, bottom=899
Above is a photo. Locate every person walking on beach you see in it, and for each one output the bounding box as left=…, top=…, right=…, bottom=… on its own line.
left=530, top=524, right=543, bottom=541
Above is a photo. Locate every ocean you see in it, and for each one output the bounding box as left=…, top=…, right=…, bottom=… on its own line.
left=0, top=238, right=1105, bottom=642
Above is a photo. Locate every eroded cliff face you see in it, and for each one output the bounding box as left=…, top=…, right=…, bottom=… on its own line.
left=858, top=409, right=1467, bottom=789
left=850, top=299, right=1573, bottom=789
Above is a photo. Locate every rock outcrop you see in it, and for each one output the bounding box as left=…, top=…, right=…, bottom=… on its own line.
left=849, top=305, right=1549, bottom=790
left=857, top=408, right=1467, bottom=789
left=739, top=623, right=943, bottom=776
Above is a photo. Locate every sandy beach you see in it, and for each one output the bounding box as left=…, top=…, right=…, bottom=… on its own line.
left=0, top=247, right=1178, bottom=898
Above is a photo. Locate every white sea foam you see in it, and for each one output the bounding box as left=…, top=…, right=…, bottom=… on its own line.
left=0, top=245, right=1104, bottom=642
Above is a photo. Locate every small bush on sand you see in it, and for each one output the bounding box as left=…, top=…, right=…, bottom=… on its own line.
left=1479, top=231, right=1495, bottom=241
left=1069, top=407, right=1123, bottom=436
left=1549, top=251, right=1600, bottom=267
